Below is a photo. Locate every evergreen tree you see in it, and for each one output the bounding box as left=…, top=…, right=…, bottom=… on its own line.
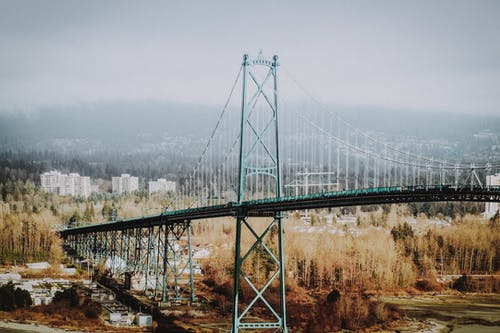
left=89, top=202, right=95, bottom=218
left=83, top=203, right=92, bottom=222
left=102, top=201, right=111, bottom=219
left=15, top=180, right=25, bottom=201
left=0, top=282, right=32, bottom=311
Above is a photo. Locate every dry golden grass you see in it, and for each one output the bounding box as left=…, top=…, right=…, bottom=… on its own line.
left=285, top=221, right=416, bottom=291
left=195, top=207, right=498, bottom=297
left=196, top=214, right=417, bottom=296
left=0, top=210, right=62, bottom=264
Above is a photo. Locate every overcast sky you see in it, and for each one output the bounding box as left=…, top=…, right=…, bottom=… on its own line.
left=1, top=0, right=499, bottom=114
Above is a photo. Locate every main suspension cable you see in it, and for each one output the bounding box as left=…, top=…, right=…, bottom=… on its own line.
left=282, top=65, right=499, bottom=169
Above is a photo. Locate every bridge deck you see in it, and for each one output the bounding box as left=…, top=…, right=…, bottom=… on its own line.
left=60, top=185, right=500, bottom=236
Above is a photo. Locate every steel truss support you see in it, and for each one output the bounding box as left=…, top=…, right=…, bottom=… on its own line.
left=157, top=221, right=195, bottom=303
left=144, top=226, right=155, bottom=293
left=74, top=234, right=81, bottom=256
left=154, top=224, right=167, bottom=299
left=63, top=223, right=196, bottom=303
left=92, top=232, right=98, bottom=265
left=103, top=231, right=110, bottom=265
left=88, top=233, right=94, bottom=261
left=96, top=231, right=105, bottom=265
left=109, top=230, right=118, bottom=276
left=232, top=213, right=287, bottom=332
left=124, top=229, right=131, bottom=275
left=132, top=227, right=146, bottom=276
left=125, top=227, right=151, bottom=290
left=117, top=229, right=126, bottom=277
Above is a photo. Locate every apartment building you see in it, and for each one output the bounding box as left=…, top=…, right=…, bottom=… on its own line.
left=112, top=174, right=139, bottom=194
left=40, top=171, right=91, bottom=198
left=148, top=178, right=176, bottom=196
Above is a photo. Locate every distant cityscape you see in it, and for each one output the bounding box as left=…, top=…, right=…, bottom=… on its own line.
left=40, top=171, right=176, bottom=198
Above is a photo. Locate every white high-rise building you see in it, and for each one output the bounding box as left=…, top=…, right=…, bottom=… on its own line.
left=79, top=176, right=91, bottom=198
left=59, top=173, right=78, bottom=196
left=148, top=178, right=176, bottom=196
left=111, top=177, right=121, bottom=194
left=40, top=171, right=91, bottom=198
left=112, top=174, right=139, bottom=194
left=40, top=171, right=61, bottom=194
left=484, top=173, right=500, bottom=218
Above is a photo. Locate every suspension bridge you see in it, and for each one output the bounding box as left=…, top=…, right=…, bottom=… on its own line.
left=61, top=52, right=500, bottom=332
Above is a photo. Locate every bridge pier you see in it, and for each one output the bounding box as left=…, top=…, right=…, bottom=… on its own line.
left=156, top=221, right=195, bottom=303
left=144, top=226, right=154, bottom=293
left=109, top=230, right=118, bottom=276
left=232, top=213, right=288, bottom=332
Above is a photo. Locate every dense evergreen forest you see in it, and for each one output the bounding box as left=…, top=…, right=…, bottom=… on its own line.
left=0, top=150, right=194, bottom=187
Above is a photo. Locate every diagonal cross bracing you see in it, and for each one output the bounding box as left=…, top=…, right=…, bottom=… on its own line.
left=233, top=53, right=287, bottom=332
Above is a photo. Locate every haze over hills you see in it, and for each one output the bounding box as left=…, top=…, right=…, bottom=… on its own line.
left=0, top=102, right=498, bottom=185
left=1, top=102, right=499, bottom=148
left=0, top=102, right=217, bottom=147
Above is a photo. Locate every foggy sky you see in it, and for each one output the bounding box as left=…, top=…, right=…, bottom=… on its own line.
left=1, top=0, right=499, bottom=114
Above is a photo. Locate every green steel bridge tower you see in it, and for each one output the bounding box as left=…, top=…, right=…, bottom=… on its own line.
left=232, top=52, right=287, bottom=332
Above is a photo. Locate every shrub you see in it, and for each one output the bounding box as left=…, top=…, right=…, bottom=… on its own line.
left=84, top=305, right=100, bottom=319
left=452, top=274, right=470, bottom=292
left=0, top=283, right=16, bottom=311
left=53, top=287, right=79, bottom=306
left=306, top=293, right=400, bottom=332
left=415, top=278, right=443, bottom=292
left=0, top=282, right=32, bottom=311
left=14, top=287, right=32, bottom=308
left=326, top=289, right=341, bottom=303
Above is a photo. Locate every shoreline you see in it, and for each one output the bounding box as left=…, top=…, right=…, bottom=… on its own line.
left=0, top=320, right=83, bottom=333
